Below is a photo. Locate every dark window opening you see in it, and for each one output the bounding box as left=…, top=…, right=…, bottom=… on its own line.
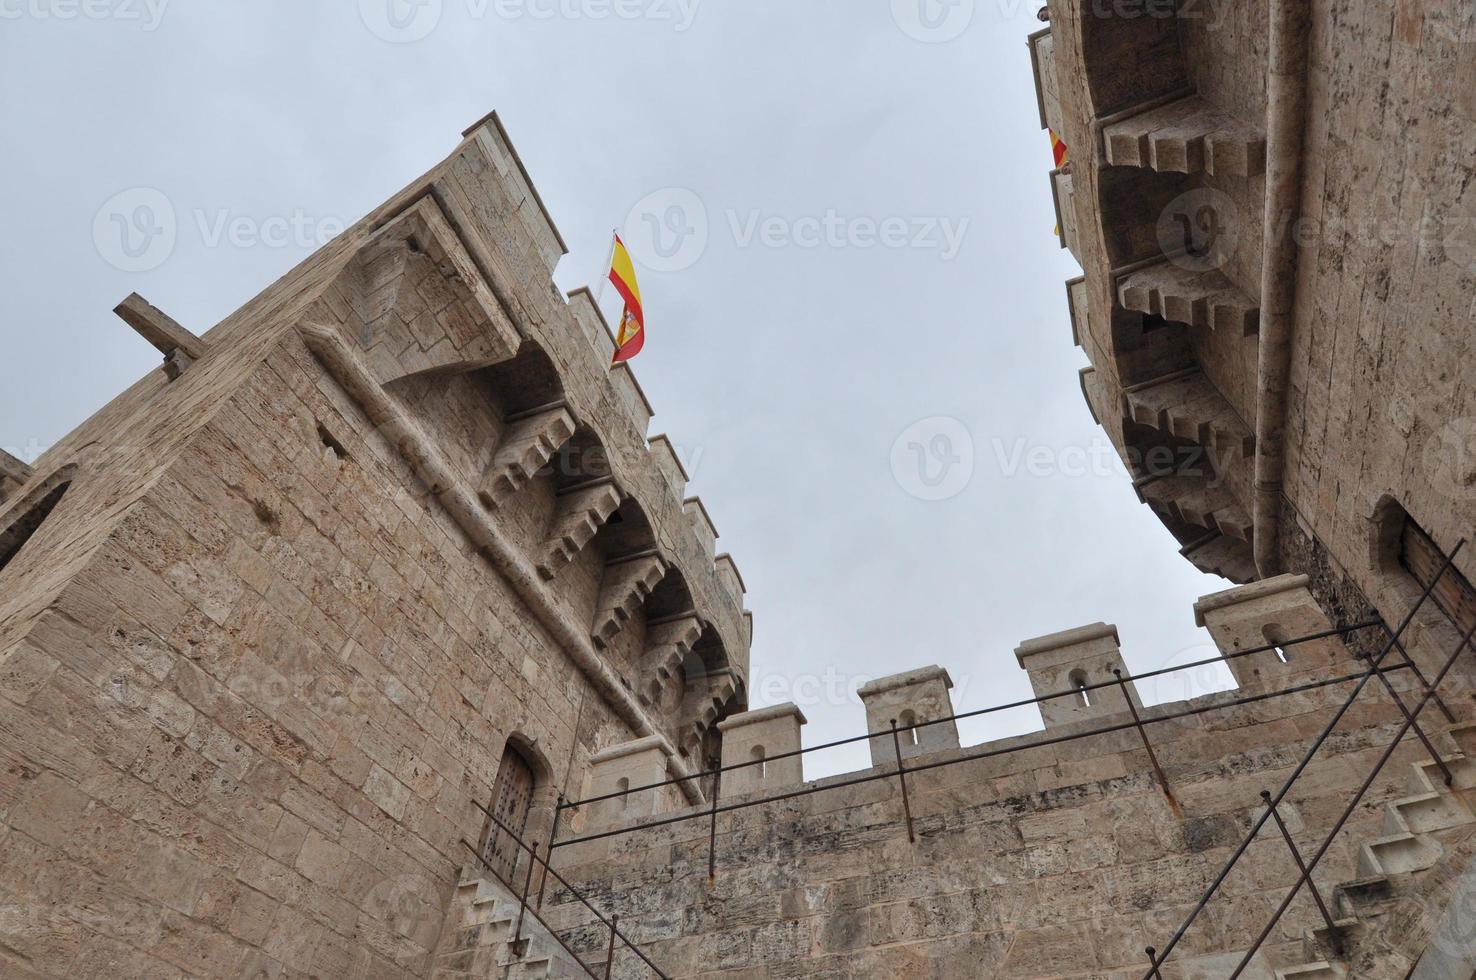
left=316, top=423, right=348, bottom=460
left=0, top=479, right=71, bottom=575
left=1070, top=670, right=1092, bottom=708
left=1263, top=626, right=1292, bottom=664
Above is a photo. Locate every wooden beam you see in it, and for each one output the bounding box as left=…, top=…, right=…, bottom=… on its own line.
left=113, top=293, right=206, bottom=362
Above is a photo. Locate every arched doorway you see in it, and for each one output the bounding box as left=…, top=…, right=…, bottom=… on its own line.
left=483, top=742, right=537, bottom=884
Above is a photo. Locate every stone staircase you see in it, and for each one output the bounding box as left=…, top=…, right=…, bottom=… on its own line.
left=434, top=872, right=596, bottom=979
left=1270, top=723, right=1476, bottom=979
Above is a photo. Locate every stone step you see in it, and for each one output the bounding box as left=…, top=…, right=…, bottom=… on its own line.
left=1332, top=876, right=1393, bottom=920
left=1119, top=260, right=1261, bottom=336
left=1104, top=94, right=1267, bottom=177
left=1275, top=961, right=1346, bottom=980
left=1358, top=831, right=1443, bottom=877
left=1384, top=790, right=1474, bottom=836
left=1449, top=723, right=1476, bottom=757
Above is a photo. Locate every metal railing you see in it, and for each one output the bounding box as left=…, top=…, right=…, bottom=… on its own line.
left=1141, top=537, right=1472, bottom=979
left=463, top=802, right=672, bottom=979
left=543, top=614, right=1446, bottom=913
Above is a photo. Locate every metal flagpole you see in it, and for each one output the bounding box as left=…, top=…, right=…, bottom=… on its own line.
left=594, top=227, right=619, bottom=309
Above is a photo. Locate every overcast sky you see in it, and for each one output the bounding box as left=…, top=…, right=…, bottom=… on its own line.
left=0, top=0, right=1236, bottom=777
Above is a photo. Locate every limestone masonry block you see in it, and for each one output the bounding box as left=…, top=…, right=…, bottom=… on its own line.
left=683, top=497, right=718, bottom=558
left=566, top=286, right=617, bottom=365
left=609, top=363, right=653, bottom=437
left=714, top=553, right=746, bottom=609
left=1194, top=574, right=1343, bottom=689
left=718, top=703, right=807, bottom=797
left=1014, top=623, right=1140, bottom=729
left=647, top=435, right=690, bottom=499
left=585, top=735, right=671, bottom=828
left=857, top=665, right=960, bottom=766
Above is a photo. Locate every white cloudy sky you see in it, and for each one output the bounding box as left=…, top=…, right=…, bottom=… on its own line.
left=0, top=0, right=1235, bottom=777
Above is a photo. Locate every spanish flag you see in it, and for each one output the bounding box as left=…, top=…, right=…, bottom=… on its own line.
left=608, top=234, right=645, bottom=363
left=1049, top=128, right=1070, bottom=169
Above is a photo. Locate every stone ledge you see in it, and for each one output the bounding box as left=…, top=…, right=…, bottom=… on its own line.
left=1014, top=622, right=1119, bottom=667
left=1194, top=573, right=1312, bottom=626
left=718, top=703, right=808, bottom=732
left=857, top=665, right=953, bottom=698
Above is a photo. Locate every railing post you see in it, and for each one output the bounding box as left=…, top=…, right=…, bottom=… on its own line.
left=1114, top=669, right=1172, bottom=800
left=1145, top=947, right=1164, bottom=980
left=604, top=914, right=619, bottom=980
left=537, top=796, right=565, bottom=910
left=889, top=719, right=917, bottom=844
left=513, top=840, right=540, bottom=956
left=707, top=768, right=722, bottom=882
left=1261, top=791, right=1343, bottom=955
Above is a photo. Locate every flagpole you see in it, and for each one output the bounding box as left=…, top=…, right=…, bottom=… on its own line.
left=594, top=227, right=619, bottom=310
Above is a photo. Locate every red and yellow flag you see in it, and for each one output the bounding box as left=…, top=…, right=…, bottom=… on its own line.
left=608, top=234, right=645, bottom=364
left=1049, top=128, right=1070, bottom=169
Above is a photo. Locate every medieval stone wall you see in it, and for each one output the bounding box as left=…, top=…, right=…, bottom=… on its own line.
left=541, top=631, right=1462, bottom=978
left=0, top=116, right=751, bottom=979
